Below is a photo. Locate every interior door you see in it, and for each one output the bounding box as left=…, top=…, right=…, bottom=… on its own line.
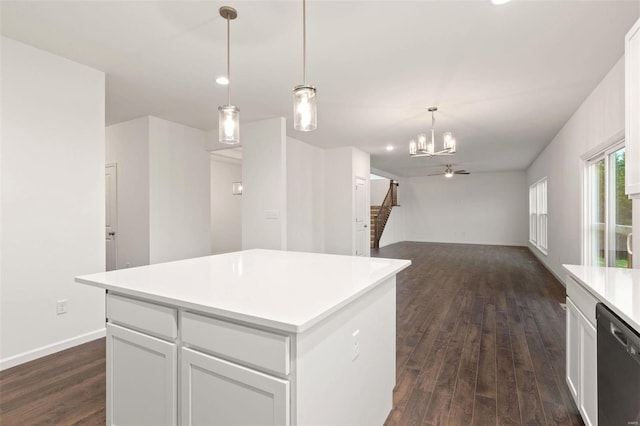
left=355, top=177, right=369, bottom=257
left=106, top=164, right=117, bottom=271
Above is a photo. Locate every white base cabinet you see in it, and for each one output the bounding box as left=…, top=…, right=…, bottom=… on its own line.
left=103, top=277, right=396, bottom=426
left=106, top=323, right=177, bottom=426
left=566, top=274, right=598, bottom=426
left=181, top=347, right=289, bottom=426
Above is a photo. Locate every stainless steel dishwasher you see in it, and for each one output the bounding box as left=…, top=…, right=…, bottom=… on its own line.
left=596, top=303, right=640, bottom=425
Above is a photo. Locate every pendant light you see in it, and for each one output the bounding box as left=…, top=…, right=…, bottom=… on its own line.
left=218, top=6, right=239, bottom=144
left=293, top=0, right=317, bottom=131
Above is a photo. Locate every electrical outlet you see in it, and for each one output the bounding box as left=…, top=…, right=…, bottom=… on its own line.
left=352, top=329, right=360, bottom=360
left=56, top=299, right=68, bottom=315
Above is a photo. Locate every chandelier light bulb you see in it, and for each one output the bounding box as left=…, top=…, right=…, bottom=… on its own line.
left=409, top=139, right=417, bottom=155
left=449, top=137, right=457, bottom=153
left=417, top=133, right=427, bottom=151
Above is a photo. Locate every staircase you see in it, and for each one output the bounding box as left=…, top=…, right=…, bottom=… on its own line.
left=371, top=180, right=399, bottom=249
left=370, top=206, right=381, bottom=247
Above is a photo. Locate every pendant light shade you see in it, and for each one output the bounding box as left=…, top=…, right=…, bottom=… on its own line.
left=409, top=139, right=417, bottom=155
left=293, top=0, right=317, bottom=131
left=443, top=132, right=456, bottom=153
left=218, top=105, right=239, bottom=144
left=293, top=85, right=317, bottom=131
left=218, top=6, right=239, bottom=144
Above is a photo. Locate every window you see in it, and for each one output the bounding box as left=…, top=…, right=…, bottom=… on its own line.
left=585, top=144, right=634, bottom=268
left=529, top=177, right=548, bottom=254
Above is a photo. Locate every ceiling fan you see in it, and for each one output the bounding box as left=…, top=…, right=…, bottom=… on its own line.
left=428, top=164, right=470, bottom=178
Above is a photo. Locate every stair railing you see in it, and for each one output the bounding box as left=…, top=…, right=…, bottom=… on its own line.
left=373, top=180, right=399, bottom=249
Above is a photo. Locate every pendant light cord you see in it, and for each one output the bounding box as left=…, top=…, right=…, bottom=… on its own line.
left=227, top=14, right=231, bottom=106
left=303, top=0, right=306, bottom=84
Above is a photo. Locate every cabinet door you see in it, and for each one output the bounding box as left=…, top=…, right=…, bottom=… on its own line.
left=566, top=298, right=580, bottom=403
left=181, top=347, right=289, bottom=426
left=106, top=323, right=177, bottom=426
left=626, top=17, right=640, bottom=197
left=579, top=313, right=598, bottom=426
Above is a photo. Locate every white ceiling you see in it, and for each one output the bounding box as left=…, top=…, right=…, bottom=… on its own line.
left=2, top=1, right=638, bottom=177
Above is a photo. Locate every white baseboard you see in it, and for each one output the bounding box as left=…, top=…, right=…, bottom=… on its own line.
left=0, top=328, right=106, bottom=371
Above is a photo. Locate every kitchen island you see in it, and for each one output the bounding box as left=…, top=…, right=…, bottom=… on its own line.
left=76, top=249, right=411, bottom=426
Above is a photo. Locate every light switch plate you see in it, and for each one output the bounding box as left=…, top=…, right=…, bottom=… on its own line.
left=265, top=210, right=279, bottom=220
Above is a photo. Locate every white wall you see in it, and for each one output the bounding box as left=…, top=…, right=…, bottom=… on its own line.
left=323, top=147, right=371, bottom=256
left=527, top=57, right=638, bottom=278
left=242, top=118, right=287, bottom=250
left=371, top=178, right=391, bottom=206
left=286, top=137, right=325, bottom=253
left=105, top=117, right=150, bottom=268
left=0, top=37, right=106, bottom=369
left=379, top=207, right=405, bottom=248
left=148, top=117, right=210, bottom=263
left=324, top=148, right=357, bottom=255
left=210, top=157, right=242, bottom=254
left=403, top=171, right=528, bottom=246
left=106, top=116, right=211, bottom=266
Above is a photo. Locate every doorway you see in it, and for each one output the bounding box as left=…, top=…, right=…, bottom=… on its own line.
left=355, top=176, right=369, bottom=256
left=585, top=143, right=634, bottom=267
left=210, top=148, right=243, bottom=254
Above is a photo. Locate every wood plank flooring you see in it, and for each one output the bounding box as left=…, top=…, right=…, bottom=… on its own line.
left=375, top=242, right=583, bottom=426
left=0, top=242, right=582, bottom=425
left=0, top=338, right=106, bottom=425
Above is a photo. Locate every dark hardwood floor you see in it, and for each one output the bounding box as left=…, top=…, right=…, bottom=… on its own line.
left=374, top=242, right=583, bottom=426
left=0, top=242, right=582, bottom=425
left=0, top=338, right=106, bottom=425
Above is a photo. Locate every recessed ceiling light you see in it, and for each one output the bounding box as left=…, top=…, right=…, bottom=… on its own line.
left=216, top=76, right=229, bottom=85
left=386, top=145, right=394, bottom=151
left=491, top=0, right=511, bottom=4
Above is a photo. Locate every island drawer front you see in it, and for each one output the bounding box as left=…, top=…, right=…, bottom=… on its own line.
left=107, top=294, right=178, bottom=341
left=566, top=276, right=598, bottom=327
left=181, top=312, right=290, bottom=376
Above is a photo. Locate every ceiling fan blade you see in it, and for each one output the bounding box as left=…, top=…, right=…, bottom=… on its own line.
left=428, top=173, right=444, bottom=176
left=454, top=170, right=470, bottom=174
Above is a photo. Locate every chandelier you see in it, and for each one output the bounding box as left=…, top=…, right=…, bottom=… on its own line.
left=409, top=107, right=456, bottom=157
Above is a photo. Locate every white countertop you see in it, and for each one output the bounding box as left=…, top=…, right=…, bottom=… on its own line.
left=563, top=264, right=640, bottom=332
left=76, top=249, right=411, bottom=333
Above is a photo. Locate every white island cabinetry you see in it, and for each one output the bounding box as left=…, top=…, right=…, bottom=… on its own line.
left=78, top=249, right=410, bottom=426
